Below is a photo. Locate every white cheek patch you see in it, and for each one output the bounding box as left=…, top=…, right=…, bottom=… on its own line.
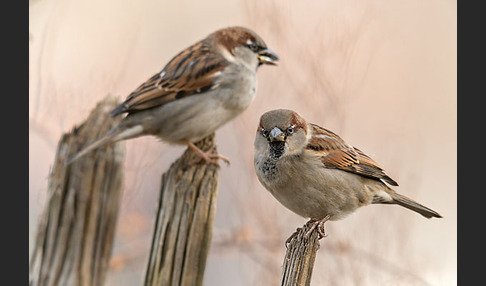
left=219, top=47, right=236, bottom=63
left=159, top=71, right=166, bottom=77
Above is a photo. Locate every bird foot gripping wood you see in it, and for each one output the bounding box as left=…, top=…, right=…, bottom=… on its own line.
left=285, top=215, right=331, bottom=248
left=305, top=215, right=330, bottom=239
left=185, top=140, right=230, bottom=167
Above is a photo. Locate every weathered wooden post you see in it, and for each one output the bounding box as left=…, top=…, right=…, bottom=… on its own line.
left=29, top=95, right=125, bottom=286
left=280, top=223, right=321, bottom=286
left=30, top=95, right=221, bottom=286
left=144, top=134, right=219, bottom=286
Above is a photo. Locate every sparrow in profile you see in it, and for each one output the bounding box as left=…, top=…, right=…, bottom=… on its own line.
left=254, top=109, right=441, bottom=240
left=69, top=26, right=278, bottom=165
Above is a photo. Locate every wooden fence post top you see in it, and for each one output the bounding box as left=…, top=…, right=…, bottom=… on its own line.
left=281, top=222, right=321, bottom=286
left=144, top=133, right=220, bottom=286
left=29, top=95, right=125, bottom=286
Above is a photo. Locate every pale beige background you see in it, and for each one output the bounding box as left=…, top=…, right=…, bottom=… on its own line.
left=29, top=0, right=456, bottom=285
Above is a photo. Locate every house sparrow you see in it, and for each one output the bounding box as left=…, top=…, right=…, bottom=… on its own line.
left=69, top=26, right=278, bottom=165
left=254, top=109, right=441, bottom=240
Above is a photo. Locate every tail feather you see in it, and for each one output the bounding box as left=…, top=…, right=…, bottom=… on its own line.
left=67, top=132, right=118, bottom=164
left=67, top=124, right=144, bottom=164
left=390, top=192, right=442, bottom=219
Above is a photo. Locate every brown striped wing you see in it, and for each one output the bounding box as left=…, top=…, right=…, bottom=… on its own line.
left=306, top=123, right=398, bottom=186
left=111, top=41, right=228, bottom=116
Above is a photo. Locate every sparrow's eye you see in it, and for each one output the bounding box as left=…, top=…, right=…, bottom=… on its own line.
left=261, top=128, right=269, bottom=138
left=287, top=126, right=294, bottom=135
left=247, top=42, right=260, bottom=52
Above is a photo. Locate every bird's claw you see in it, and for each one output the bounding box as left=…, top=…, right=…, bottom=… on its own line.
left=186, top=141, right=230, bottom=167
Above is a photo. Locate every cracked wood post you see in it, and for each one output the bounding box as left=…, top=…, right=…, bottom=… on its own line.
left=29, top=95, right=125, bottom=286
left=280, top=223, right=321, bottom=286
left=144, top=134, right=219, bottom=286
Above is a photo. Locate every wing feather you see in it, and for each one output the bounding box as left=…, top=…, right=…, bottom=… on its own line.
left=111, top=41, right=228, bottom=116
left=306, top=123, right=398, bottom=186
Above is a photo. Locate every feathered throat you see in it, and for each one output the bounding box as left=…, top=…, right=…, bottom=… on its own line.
left=269, top=141, right=285, bottom=159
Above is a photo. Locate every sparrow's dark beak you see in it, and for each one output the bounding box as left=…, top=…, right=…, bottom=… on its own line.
left=258, top=48, right=279, bottom=66
left=269, top=127, right=285, bottom=142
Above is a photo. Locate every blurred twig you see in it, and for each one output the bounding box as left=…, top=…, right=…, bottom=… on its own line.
left=243, top=0, right=376, bottom=130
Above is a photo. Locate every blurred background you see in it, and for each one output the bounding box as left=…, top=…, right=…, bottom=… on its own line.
left=29, top=0, right=456, bottom=285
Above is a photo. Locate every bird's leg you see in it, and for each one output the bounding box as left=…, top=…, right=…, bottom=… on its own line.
left=184, top=140, right=230, bottom=166
left=304, top=215, right=331, bottom=239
